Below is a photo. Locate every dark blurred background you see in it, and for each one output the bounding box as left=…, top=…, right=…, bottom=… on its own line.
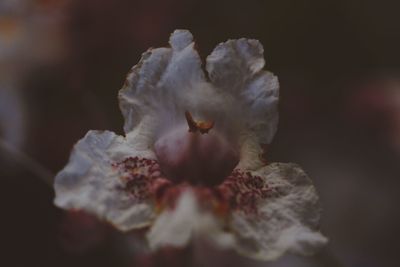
left=1, top=0, right=399, bottom=267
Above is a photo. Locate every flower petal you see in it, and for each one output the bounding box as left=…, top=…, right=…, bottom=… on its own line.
left=206, top=38, right=265, bottom=91
left=119, top=29, right=205, bottom=137
left=227, top=163, right=327, bottom=260
left=54, top=130, right=157, bottom=231
left=206, top=38, right=279, bottom=146
left=147, top=190, right=235, bottom=250
left=120, top=31, right=278, bottom=172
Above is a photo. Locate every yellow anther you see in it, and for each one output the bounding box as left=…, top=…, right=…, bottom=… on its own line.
left=185, top=111, right=214, bottom=134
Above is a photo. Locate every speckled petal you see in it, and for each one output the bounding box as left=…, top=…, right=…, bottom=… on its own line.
left=54, top=130, right=157, bottom=231
left=119, top=29, right=205, bottom=137
left=206, top=38, right=279, bottom=145
left=229, top=163, right=327, bottom=260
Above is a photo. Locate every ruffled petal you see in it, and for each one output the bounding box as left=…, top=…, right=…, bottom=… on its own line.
left=224, top=163, right=327, bottom=260
left=54, top=130, right=158, bottom=231
left=119, top=29, right=205, bottom=139
left=206, top=38, right=279, bottom=150
left=119, top=31, right=278, bottom=172
left=206, top=38, right=265, bottom=91
left=147, top=190, right=235, bottom=250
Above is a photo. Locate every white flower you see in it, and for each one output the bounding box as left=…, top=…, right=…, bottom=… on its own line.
left=54, top=30, right=327, bottom=261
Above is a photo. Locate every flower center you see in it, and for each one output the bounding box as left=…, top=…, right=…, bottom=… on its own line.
left=154, top=112, right=239, bottom=186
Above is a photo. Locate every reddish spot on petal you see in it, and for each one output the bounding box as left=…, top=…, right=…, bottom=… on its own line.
left=217, top=169, right=276, bottom=215
left=113, top=157, right=166, bottom=201
left=154, top=184, right=230, bottom=217
left=112, top=157, right=277, bottom=219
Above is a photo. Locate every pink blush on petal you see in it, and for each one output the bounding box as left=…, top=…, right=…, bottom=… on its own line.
left=154, top=125, right=239, bottom=186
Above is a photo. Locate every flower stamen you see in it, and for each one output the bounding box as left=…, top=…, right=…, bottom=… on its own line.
left=185, top=111, right=214, bottom=134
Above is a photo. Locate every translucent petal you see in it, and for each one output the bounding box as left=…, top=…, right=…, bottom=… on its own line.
left=119, top=30, right=278, bottom=170
left=54, top=130, right=157, bottom=231
left=228, top=163, right=327, bottom=260
left=206, top=38, right=265, bottom=92
left=119, top=29, right=205, bottom=135
left=206, top=38, right=279, bottom=145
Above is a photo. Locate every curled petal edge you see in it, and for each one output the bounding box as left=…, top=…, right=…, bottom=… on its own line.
left=229, top=163, right=328, bottom=260
left=54, top=130, right=157, bottom=231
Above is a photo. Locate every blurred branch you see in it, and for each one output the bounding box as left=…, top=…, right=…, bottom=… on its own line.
left=0, top=137, right=53, bottom=186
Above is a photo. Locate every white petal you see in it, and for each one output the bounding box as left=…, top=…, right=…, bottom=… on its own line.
left=236, top=133, right=265, bottom=170
left=206, top=38, right=265, bottom=91
left=54, top=130, right=156, bottom=231
left=229, top=163, right=327, bottom=260
left=147, top=190, right=235, bottom=250
left=120, top=31, right=278, bottom=169
left=206, top=38, right=279, bottom=145
left=119, top=29, right=205, bottom=136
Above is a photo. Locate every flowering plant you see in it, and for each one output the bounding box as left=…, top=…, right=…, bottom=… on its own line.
left=54, top=30, right=327, bottom=260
